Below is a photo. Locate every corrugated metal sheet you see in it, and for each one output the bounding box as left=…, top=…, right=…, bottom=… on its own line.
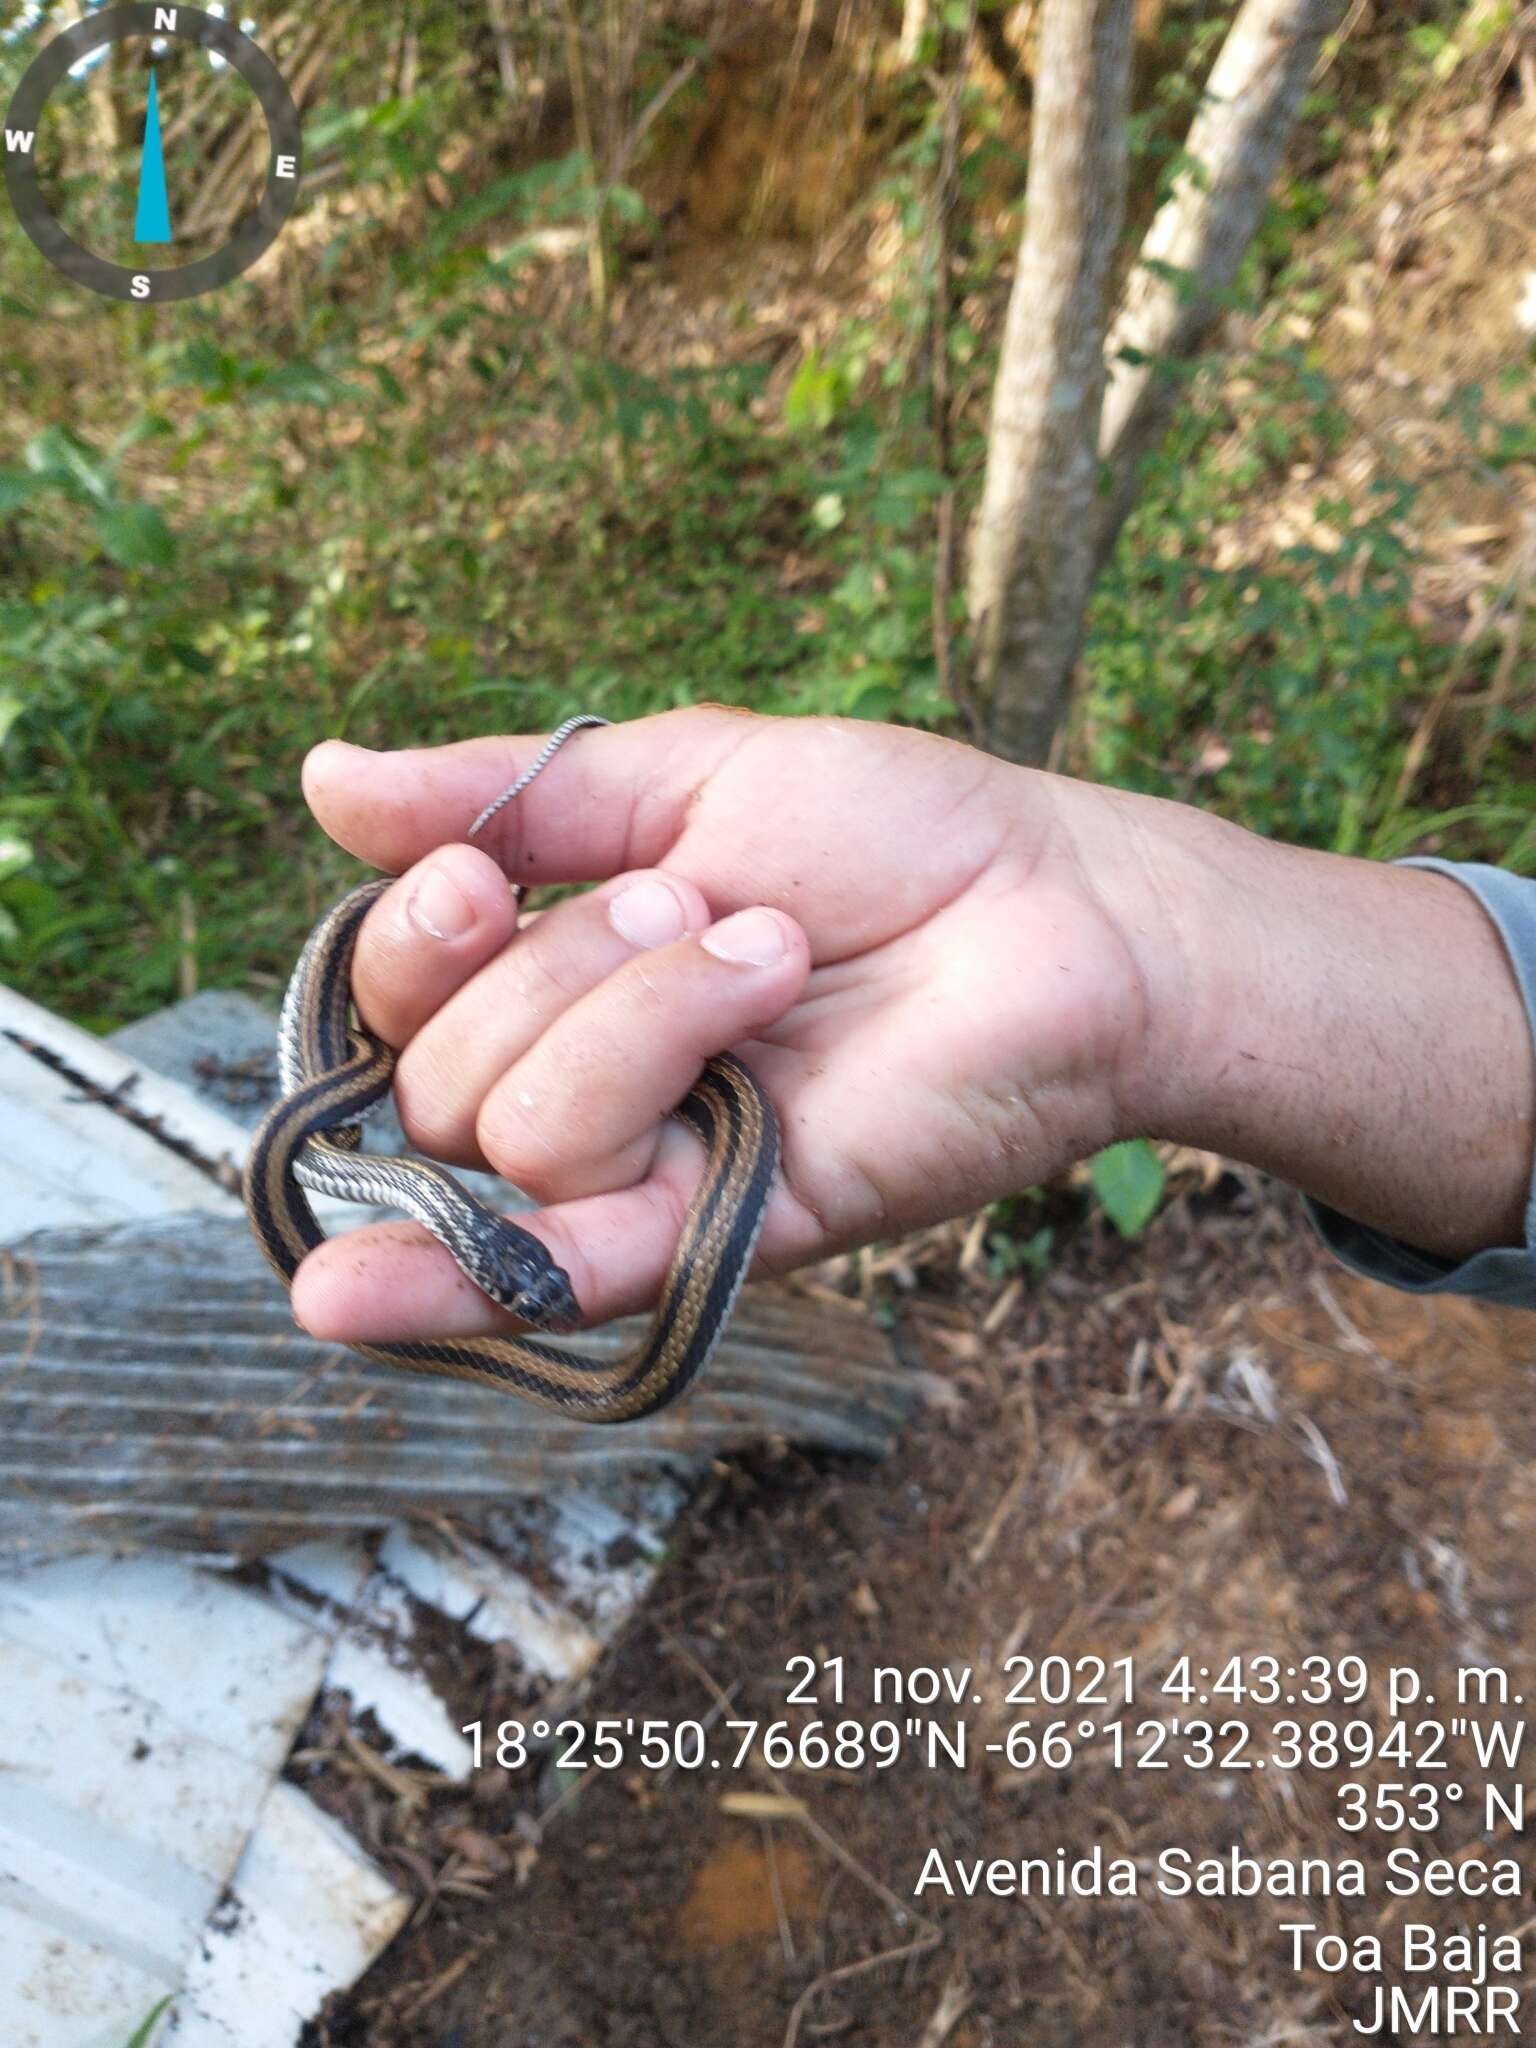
left=0, top=1213, right=913, bottom=1560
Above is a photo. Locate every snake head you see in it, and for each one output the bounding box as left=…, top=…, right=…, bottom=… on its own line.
left=475, top=1219, right=583, bottom=1331
left=504, top=1255, right=583, bottom=1335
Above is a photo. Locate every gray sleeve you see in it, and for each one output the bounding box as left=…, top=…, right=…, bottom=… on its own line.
left=1303, top=859, right=1536, bottom=1309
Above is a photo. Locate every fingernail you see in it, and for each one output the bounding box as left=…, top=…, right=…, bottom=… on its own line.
left=407, top=865, right=476, bottom=941
left=609, top=877, right=688, bottom=949
left=701, top=908, right=790, bottom=967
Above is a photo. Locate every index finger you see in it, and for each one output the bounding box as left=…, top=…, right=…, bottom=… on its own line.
left=301, top=705, right=762, bottom=883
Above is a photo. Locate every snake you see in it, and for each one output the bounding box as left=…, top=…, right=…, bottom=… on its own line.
left=242, top=716, right=780, bottom=1423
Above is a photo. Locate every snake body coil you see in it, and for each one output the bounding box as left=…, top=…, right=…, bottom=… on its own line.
left=243, top=718, right=779, bottom=1423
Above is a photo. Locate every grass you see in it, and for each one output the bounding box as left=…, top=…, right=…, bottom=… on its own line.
left=120, top=1998, right=172, bottom=2048
left=0, top=324, right=855, bottom=1024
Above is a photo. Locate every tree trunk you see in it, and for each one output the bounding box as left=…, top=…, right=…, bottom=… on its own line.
left=487, top=0, right=521, bottom=99
left=1093, top=0, right=1348, bottom=572
left=965, top=0, right=1136, bottom=766
left=900, top=0, right=930, bottom=64
left=87, top=39, right=123, bottom=158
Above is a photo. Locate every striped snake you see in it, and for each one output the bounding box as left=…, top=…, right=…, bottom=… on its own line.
left=243, top=718, right=779, bottom=1422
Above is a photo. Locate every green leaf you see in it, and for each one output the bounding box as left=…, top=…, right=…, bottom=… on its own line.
left=167, top=640, right=215, bottom=677
left=1090, top=1140, right=1166, bottom=1238
left=170, top=336, right=246, bottom=397
left=261, top=359, right=360, bottom=407
left=97, top=502, right=177, bottom=570
left=121, top=1997, right=173, bottom=2048
left=0, top=470, right=38, bottom=515
left=113, top=410, right=177, bottom=458
left=784, top=349, right=844, bottom=434
left=369, top=363, right=408, bottom=407
left=606, top=180, right=649, bottom=225
left=26, top=425, right=111, bottom=503
left=845, top=679, right=898, bottom=719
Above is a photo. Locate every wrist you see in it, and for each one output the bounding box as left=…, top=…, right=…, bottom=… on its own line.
left=1024, top=770, right=1253, bottom=1155
left=1104, top=792, right=1295, bottom=1146
left=1044, top=777, right=1259, bottom=1149
left=1090, top=792, right=1535, bottom=1258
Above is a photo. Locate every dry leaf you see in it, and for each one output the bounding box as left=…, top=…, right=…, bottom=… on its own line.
left=719, top=1790, right=807, bottom=1821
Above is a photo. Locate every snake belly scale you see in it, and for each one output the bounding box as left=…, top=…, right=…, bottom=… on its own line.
left=243, top=717, right=780, bottom=1423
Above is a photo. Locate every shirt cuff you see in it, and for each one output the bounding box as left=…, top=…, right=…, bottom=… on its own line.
left=1302, top=858, right=1536, bottom=1309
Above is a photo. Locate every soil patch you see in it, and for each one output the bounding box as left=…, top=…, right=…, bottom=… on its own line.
left=306, top=1180, right=1536, bottom=2046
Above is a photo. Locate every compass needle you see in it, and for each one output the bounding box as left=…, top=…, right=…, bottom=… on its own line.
left=134, top=69, right=172, bottom=245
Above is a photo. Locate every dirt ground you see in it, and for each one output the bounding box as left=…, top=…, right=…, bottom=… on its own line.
left=299, top=1174, right=1536, bottom=2047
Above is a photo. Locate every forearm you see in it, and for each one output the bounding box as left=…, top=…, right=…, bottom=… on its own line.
left=1102, top=793, right=1535, bottom=1260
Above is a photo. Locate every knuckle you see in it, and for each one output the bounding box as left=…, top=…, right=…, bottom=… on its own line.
left=510, top=937, right=582, bottom=1011
left=476, top=1101, right=565, bottom=1201
left=392, top=1043, right=478, bottom=1164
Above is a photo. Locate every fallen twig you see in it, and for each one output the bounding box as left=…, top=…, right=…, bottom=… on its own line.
left=915, top=1964, right=973, bottom=2048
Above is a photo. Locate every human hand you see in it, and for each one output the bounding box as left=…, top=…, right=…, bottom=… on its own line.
left=290, top=707, right=1170, bottom=1343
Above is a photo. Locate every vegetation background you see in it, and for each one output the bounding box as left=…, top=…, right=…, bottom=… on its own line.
left=3, top=0, right=1532, bottom=1031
